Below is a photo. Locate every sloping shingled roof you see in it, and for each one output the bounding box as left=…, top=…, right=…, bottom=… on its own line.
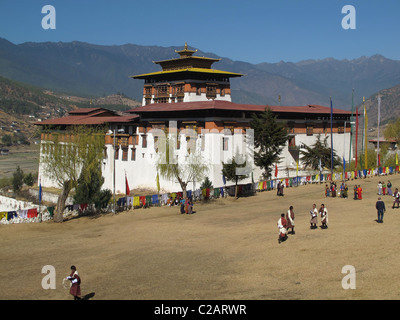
left=35, top=108, right=139, bottom=126
left=127, top=100, right=353, bottom=115
left=35, top=101, right=354, bottom=127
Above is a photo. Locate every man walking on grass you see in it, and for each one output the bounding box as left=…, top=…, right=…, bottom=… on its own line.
left=376, top=197, right=386, bottom=223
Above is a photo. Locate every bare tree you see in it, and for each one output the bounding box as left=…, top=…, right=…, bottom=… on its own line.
left=155, top=129, right=208, bottom=200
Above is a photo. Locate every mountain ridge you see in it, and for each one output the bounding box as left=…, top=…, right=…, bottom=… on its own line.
left=1, top=37, right=400, bottom=112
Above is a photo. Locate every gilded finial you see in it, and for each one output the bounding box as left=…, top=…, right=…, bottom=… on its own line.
left=175, top=42, right=197, bottom=56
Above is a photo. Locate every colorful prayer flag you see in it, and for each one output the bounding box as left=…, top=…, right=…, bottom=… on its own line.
left=355, top=106, right=359, bottom=169
left=125, top=174, right=130, bottom=196
left=156, top=172, right=160, bottom=193
left=39, top=180, right=42, bottom=203
left=330, top=98, right=334, bottom=174
left=364, top=98, right=368, bottom=169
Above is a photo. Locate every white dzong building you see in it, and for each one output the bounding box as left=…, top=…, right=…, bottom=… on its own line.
left=37, top=44, right=354, bottom=195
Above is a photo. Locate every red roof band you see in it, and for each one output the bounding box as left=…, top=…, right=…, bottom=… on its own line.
left=127, top=100, right=353, bottom=115
left=36, top=101, right=354, bottom=126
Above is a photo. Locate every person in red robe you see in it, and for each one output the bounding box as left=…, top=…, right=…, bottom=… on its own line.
left=277, top=213, right=288, bottom=243
left=66, top=265, right=81, bottom=300
left=357, top=185, right=362, bottom=200
left=286, top=206, right=295, bottom=234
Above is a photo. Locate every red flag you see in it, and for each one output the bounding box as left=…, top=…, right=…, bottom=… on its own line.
left=275, top=163, right=278, bottom=177
left=125, top=175, right=130, bottom=196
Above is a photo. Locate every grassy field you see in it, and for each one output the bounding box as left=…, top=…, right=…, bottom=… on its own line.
left=2, top=171, right=400, bottom=301
left=0, top=144, right=39, bottom=178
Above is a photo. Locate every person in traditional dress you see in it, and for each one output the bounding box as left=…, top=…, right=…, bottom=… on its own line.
left=382, top=181, right=386, bottom=196
left=65, top=265, right=81, bottom=300
left=180, top=197, right=185, bottom=214
left=340, top=182, right=345, bottom=198
left=279, top=182, right=284, bottom=196
left=277, top=213, right=288, bottom=243
left=353, top=185, right=358, bottom=200
left=343, top=184, right=348, bottom=198
left=357, top=185, right=362, bottom=200
left=319, top=204, right=328, bottom=229
left=393, top=188, right=400, bottom=209
left=377, top=182, right=382, bottom=195
left=387, top=180, right=393, bottom=196
left=331, top=182, right=336, bottom=197
left=188, top=197, right=193, bottom=214
left=376, top=197, right=386, bottom=223
left=325, top=184, right=330, bottom=197
left=310, top=204, right=318, bottom=229
left=276, top=181, right=281, bottom=196
left=286, top=205, right=295, bottom=234
left=185, top=197, right=190, bottom=214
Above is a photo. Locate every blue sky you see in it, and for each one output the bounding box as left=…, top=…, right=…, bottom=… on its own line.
left=0, top=0, right=399, bottom=64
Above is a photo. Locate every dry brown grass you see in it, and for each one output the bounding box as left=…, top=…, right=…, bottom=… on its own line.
left=2, top=173, right=400, bottom=300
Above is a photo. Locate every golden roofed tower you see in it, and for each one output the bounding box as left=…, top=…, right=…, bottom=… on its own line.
left=132, top=43, right=243, bottom=105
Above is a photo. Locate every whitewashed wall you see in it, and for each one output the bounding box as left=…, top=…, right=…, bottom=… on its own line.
left=38, top=129, right=352, bottom=194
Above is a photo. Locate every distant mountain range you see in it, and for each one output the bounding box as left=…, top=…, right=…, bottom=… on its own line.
left=0, top=75, right=139, bottom=145
left=1, top=37, right=400, bottom=120
left=363, top=83, right=400, bottom=128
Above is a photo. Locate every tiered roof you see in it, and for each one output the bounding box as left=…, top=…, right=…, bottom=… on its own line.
left=132, top=42, right=243, bottom=80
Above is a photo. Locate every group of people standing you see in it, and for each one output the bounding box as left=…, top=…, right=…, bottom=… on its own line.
left=353, top=185, right=363, bottom=200
left=377, top=181, right=392, bottom=196
left=277, top=205, right=295, bottom=243
left=309, top=203, right=328, bottom=229
left=325, top=181, right=363, bottom=200
left=180, top=197, right=194, bottom=214
left=277, top=203, right=328, bottom=243
left=375, top=184, right=400, bottom=223
left=325, top=182, right=337, bottom=197
left=276, top=181, right=284, bottom=197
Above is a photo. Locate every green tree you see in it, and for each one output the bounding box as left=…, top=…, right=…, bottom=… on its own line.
left=250, top=108, right=288, bottom=179
left=73, top=166, right=104, bottom=210
left=23, top=172, right=34, bottom=187
left=12, top=166, right=24, bottom=193
left=221, top=152, right=249, bottom=199
left=384, top=117, right=400, bottom=143
left=40, top=125, right=105, bottom=222
left=200, top=176, right=213, bottom=190
left=2, top=134, right=12, bottom=146
left=93, top=189, right=112, bottom=211
left=300, top=134, right=341, bottom=170
left=73, top=166, right=111, bottom=211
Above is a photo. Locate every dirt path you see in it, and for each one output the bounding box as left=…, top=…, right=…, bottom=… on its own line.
left=1, top=173, right=400, bottom=300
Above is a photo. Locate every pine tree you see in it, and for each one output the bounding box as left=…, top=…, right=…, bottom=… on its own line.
left=12, top=165, right=24, bottom=193
left=221, top=152, right=248, bottom=199
left=300, top=134, right=341, bottom=170
left=250, top=108, right=288, bottom=179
